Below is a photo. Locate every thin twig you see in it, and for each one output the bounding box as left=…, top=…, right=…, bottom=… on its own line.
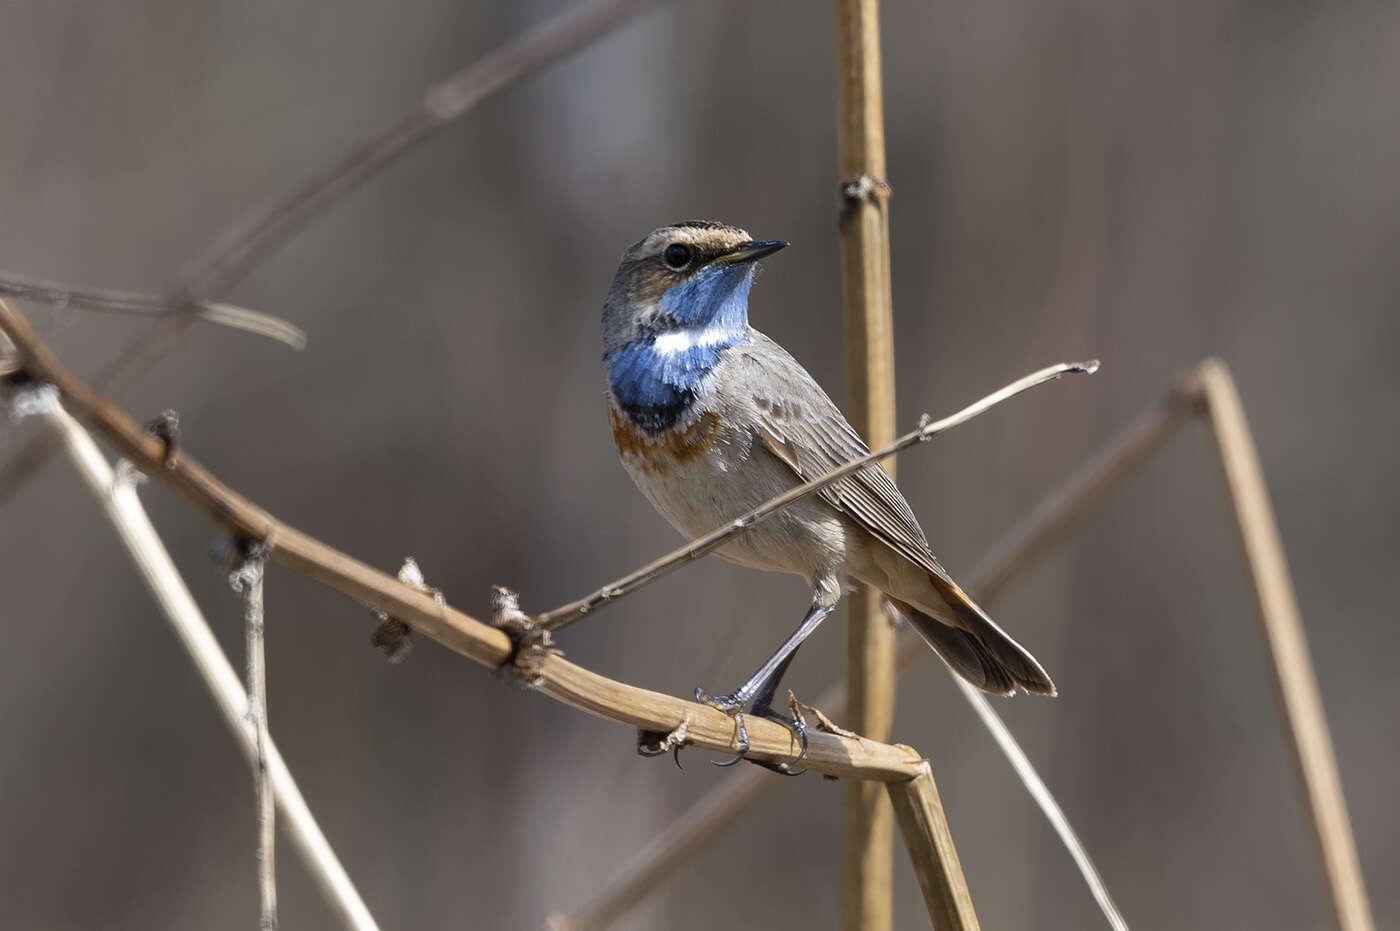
left=549, top=376, right=1198, bottom=931
left=0, top=0, right=665, bottom=509
left=232, top=556, right=278, bottom=930
left=953, top=679, right=1128, bottom=931
left=0, top=273, right=307, bottom=349
left=0, top=298, right=923, bottom=780
left=535, top=359, right=1099, bottom=632
left=17, top=389, right=378, bottom=931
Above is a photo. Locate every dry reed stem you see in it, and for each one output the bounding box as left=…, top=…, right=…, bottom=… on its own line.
left=0, top=273, right=306, bottom=348
left=26, top=394, right=379, bottom=931
left=0, top=0, right=665, bottom=509
left=1197, top=359, right=1375, bottom=931
left=0, top=298, right=922, bottom=781
left=232, top=557, right=278, bottom=930
left=549, top=378, right=1196, bottom=930
left=834, top=1, right=899, bottom=927
left=887, top=765, right=980, bottom=931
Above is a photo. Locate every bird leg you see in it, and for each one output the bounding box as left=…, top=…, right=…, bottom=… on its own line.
left=695, top=596, right=837, bottom=769
left=743, top=650, right=810, bottom=776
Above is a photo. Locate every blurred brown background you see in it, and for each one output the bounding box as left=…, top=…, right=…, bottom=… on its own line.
left=2, top=1, right=1397, bottom=928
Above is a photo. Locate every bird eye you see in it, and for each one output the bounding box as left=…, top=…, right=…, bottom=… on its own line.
left=663, top=243, right=692, bottom=270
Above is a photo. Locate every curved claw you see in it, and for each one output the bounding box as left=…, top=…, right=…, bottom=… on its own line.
left=747, top=705, right=809, bottom=775
left=673, top=743, right=685, bottom=771
left=752, top=758, right=807, bottom=777
left=788, top=719, right=810, bottom=770
left=711, top=711, right=750, bottom=767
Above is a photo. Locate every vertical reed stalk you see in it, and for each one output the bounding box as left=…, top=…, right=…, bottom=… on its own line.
left=835, top=2, right=898, bottom=927
left=1198, top=359, right=1375, bottom=931
left=234, top=556, right=278, bottom=930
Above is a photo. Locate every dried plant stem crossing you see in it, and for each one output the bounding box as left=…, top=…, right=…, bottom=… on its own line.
left=535, top=360, right=1098, bottom=632
left=25, top=393, right=378, bottom=931
left=552, top=361, right=1376, bottom=931
left=0, top=298, right=923, bottom=781
left=0, top=0, right=665, bottom=509
left=549, top=377, right=1194, bottom=931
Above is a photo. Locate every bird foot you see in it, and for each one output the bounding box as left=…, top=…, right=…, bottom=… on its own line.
left=637, top=714, right=693, bottom=770
left=695, top=687, right=752, bottom=766
left=747, top=700, right=808, bottom=776
left=693, top=686, right=808, bottom=773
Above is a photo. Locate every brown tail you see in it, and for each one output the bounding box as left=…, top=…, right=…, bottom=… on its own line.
left=888, top=596, right=1057, bottom=696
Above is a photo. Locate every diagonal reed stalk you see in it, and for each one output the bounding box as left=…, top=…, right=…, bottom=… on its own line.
left=1196, top=360, right=1375, bottom=931
left=0, top=0, right=667, bottom=510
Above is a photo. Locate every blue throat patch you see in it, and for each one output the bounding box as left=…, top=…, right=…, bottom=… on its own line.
left=607, top=263, right=755, bottom=432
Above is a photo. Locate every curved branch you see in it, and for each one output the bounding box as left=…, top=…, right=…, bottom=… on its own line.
left=0, top=297, right=922, bottom=780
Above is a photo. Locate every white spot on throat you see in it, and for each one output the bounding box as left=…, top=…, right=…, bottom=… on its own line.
left=652, top=325, right=742, bottom=355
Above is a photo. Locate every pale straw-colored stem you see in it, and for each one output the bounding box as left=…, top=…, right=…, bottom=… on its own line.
left=953, top=679, right=1128, bottom=931
left=886, top=766, right=979, bottom=931
left=834, top=0, right=899, bottom=924
left=1197, top=359, right=1374, bottom=931
left=232, top=556, right=278, bottom=929
left=28, top=392, right=379, bottom=931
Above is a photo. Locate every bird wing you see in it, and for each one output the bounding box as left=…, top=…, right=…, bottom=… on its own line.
left=737, top=334, right=948, bottom=580
left=734, top=335, right=1058, bottom=695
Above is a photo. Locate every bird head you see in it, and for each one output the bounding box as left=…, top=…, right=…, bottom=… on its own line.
left=601, top=221, right=787, bottom=355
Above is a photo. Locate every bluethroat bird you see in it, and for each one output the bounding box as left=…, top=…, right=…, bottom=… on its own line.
left=602, top=221, right=1055, bottom=766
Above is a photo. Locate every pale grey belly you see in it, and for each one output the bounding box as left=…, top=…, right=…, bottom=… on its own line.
left=618, top=429, right=849, bottom=582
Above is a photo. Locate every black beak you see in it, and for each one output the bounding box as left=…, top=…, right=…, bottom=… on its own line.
left=715, top=239, right=789, bottom=264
